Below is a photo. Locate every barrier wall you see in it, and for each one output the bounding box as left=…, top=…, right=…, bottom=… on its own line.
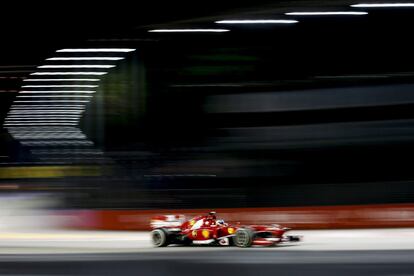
left=63, top=203, right=414, bottom=230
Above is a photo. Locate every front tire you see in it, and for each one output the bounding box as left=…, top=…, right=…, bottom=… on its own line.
left=151, top=228, right=169, bottom=247
left=234, top=228, right=254, bottom=247
left=287, top=235, right=301, bottom=242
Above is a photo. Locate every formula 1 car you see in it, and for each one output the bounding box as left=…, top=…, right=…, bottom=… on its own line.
left=150, top=211, right=302, bottom=247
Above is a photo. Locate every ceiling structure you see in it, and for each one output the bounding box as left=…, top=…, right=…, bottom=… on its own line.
left=2, top=0, right=414, bottom=158
left=2, top=1, right=414, bottom=205
left=2, top=0, right=413, bottom=81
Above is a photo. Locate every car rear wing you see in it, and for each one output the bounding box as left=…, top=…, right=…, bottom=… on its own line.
left=150, top=214, right=186, bottom=229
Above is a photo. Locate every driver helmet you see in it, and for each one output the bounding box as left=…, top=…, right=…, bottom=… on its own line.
left=208, top=211, right=217, bottom=220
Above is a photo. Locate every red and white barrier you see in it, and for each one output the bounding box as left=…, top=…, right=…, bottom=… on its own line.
left=61, top=203, right=414, bottom=230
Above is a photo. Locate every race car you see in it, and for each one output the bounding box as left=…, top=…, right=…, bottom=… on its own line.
left=150, top=211, right=302, bottom=247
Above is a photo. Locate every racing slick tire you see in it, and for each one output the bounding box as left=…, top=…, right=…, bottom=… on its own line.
left=151, top=228, right=170, bottom=247
left=234, top=228, right=254, bottom=247
left=287, top=235, right=302, bottom=242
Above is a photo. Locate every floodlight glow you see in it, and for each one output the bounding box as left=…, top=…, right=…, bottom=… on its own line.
left=38, top=65, right=115, bottom=69
left=47, top=57, right=124, bottom=61
left=24, top=79, right=100, bottom=81
left=6, top=114, right=82, bottom=120
left=19, top=91, right=95, bottom=94
left=286, top=11, right=368, bottom=15
left=4, top=123, right=78, bottom=126
left=215, top=19, right=298, bottom=24
left=17, top=95, right=93, bottom=98
left=57, top=48, right=135, bottom=52
left=148, top=29, right=230, bottom=32
left=10, top=108, right=84, bottom=111
left=22, top=85, right=98, bottom=88
left=351, top=3, right=414, bottom=7
left=11, top=105, right=85, bottom=108
left=5, top=120, right=79, bottom=123
left=14, top=135, right=86, bottom=140
left=31, top=72, right=107, bottom=76
left=15, top=100, right=90, bottom=103
left=9, top=111, right=83, bottom=114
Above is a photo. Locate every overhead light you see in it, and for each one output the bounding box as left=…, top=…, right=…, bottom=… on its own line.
left=4, top=123, right=78, bottom=126
left=22, top=85, right=98, bottom=88
left=7, top=119, right=81, bottom=122
left=11, top=132, right=83, bottom=135
left=285, top=11, right=368, bottom=15
left=215, top=19, right=298, bottom=24
left=23, top=79, right=100, bottom=82
left=6, top=126, right=80, bottom=130
left=148, top=29, right=230, bottom=32
left=19, top=91, right=96, bottom=93
left=21, top=141, right=93, bottom=146
left=8, top=115, right=82, bottom=118
left=14, top=135, right=86, bottom=140
left=29, top=150, right=102, bottom=154
left=47, top=57, right=124, bottom=61
left=10, top=107, right=84, bottom=111
left=9, top=111, right=84, bottom=114
left=5, top=119, right=79, bottom=123
left=10, top=108, right=85, bottom=111
left=38, top=65, right=115, bottom=69
left=11, top=105, right=85, bottom=108
left=57, top=48, right=135, bottom=52
left=351, top=3, right=414, bottom=7
left=5, top=120, right=79, bottom=123
left=17, top=95, right=93, bottom=98
left=31, top=72, right=107, bottom=76
left=12, top=132, right=83, bottom=135
left=15, top=100, right=90, bottom=103
left=8, top=130, right=82, bottom=133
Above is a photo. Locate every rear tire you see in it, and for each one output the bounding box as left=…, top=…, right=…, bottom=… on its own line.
left=151, top=228, right=170, bottom=247
left=234, top=228, right=254, bottom=247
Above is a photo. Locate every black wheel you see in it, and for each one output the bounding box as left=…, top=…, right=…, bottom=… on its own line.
left=234, top=228, right=254, bottom=247
left=228, top=236, right=235, bottom=246
left=288, top=235, right=301, bottom=242
left=151, top=228, right=170, bottom=247
left=179, top=235, right=193, bottom=246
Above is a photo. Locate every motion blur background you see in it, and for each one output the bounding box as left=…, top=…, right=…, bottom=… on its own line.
left=4, top=0, right=414, bottom=276
left=2, top=1, right=414, bottom=274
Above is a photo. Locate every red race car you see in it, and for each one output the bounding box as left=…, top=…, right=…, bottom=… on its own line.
left=150, top=211, right=302, bottom=247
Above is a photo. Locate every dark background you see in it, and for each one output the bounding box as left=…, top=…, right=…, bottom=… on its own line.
left=2, top=1, right=414, bottom=210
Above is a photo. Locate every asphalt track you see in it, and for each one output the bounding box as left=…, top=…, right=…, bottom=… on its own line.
left=1, top=229, right=414, bottom=275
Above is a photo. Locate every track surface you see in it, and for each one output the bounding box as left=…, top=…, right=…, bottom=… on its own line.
left=1, top=229, right=414, bottom=275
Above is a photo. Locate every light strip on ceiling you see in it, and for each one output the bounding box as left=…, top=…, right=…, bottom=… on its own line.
left=215, top=19, right=298, bottom=24
left=38, top=65, right=115, bottom=69
left=23, top=79, right=100, bottom=81
left=9, top=111, right=83, bottom=114
left=47, top=57, right=124, bottom=61
left=57, top=48, right=135, bottom=52
left=285, top=11, right=368, bottom=15
left=6, top=119, right=79, bottom=123
left=4, top=123, right=78, bottom=126
left=8, top=115, right=81, bottom=118
left=11, top=105, right=85, bottom=108
left=148, top=29, right=230, bottom=32
left=351, top=3, right=414, bottom=7
left=19, top=91, right=95, bottom=94
left=15, top=100, right=90, bottom=103
left=17, top=95, right=93, bottom=98
left=22, top=85, right=98, bottom=88
left=31, top=72, right=107, bottom=76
